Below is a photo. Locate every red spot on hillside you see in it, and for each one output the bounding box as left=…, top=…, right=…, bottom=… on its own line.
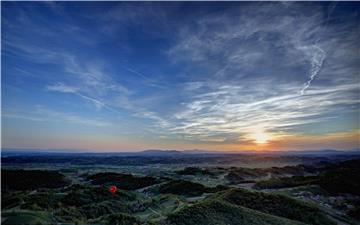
left=108, top=185, right=117, bottom=194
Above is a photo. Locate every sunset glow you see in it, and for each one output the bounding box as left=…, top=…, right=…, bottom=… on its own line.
left=2, top=2, right=359, bottom=152
left=2, top=3, right=360, bottom=225
left=253, top=132, right=270, bottom=145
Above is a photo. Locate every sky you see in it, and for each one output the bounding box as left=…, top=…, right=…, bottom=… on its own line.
left=2, top=2, right=359, bottom=152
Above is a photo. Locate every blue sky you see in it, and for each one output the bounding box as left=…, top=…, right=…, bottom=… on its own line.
left=2, top=2, right=359, bottom=151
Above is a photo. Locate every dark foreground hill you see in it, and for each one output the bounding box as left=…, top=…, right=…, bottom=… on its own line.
left=164, top=188, right=335, bottom=225
left=212, top=189, right=335, bottom=225
left=318, top=159, right=360, bottom=196
left=158, top=180, right=227, bottom=196
left=87, top=172, right=160, bottom=190
left=2, top=170, right=69, bottom=190
left=165, top=198, right=305, bottom=225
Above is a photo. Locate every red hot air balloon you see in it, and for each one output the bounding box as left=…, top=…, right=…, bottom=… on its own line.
left=108, top=185, right=117, bottom=194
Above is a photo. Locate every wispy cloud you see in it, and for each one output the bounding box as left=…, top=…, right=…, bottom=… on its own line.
left=2, top=2, right=359, bottom=149
left=170, top=82, right=359, bottom=143
left=299, top=45, right=326, bottom=95
left=3, top=4, right=169, bottom=128
left=163, top=2, right=360, bottom=144
left=3, top=107, right=111, bottom=127
left=46, top=83, right=78, bottom=93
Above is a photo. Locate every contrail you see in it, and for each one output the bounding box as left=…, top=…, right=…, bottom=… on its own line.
left=300, top=45, right=326, bottom=95
left=300, top=2, right=336, bottom=96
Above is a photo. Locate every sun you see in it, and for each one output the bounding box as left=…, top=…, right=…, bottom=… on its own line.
left=252, top=131, right=270, bottom=144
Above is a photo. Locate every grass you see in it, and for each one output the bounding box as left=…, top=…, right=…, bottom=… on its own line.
left=254, top=176, right=319, bottom=189
left=134, top=194, right=186, bottom=221
left=158, top=180, right=227, bottom=196
left=163, top=187, right=338, bottom=225
left=210, top=188, right=335, bottom=225
left=2, top=169, right=69, bottom=190
left=2, top=210, right=56, bottom=225
left=318, top=159, right=360, bottom=196
left=87, top=172, right=159, bottom=190
left=176, top=167, right=215, bottom=176
left=271, top=185, right=329, bottom=196
left=165, top=199, right=305, bottom=225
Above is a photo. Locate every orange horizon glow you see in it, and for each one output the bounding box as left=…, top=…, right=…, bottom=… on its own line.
left=3, top=130, right=359, bottom=152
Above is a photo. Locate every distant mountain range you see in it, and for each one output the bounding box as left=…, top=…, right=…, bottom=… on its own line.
left=1, top=148, right=360, bottom=157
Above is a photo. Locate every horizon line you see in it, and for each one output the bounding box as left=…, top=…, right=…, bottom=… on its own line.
left=2, top=147, right=360, bottom=154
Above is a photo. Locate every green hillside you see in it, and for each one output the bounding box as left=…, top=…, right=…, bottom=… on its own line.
left=87, top=172, right=159, bottom=190
left=2, top=211, right=56, bottom=225
left=165, top=199, right=305, bottom=225
left=2, top=170, right=69, bottom=190
left=211, top=188, right=335, bottom=225
left=158, top=180, right=226, bottom=196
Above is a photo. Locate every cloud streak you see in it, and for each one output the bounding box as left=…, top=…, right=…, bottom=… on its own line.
left=2, top=2, right=359, bottom=150
left=3, top=108, right=111, bottom=127
left=300, top=45, right=326, bottom=95
left=163, top=2, right=359, bottom=144
left=169, top=82, right=359, bottom=143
